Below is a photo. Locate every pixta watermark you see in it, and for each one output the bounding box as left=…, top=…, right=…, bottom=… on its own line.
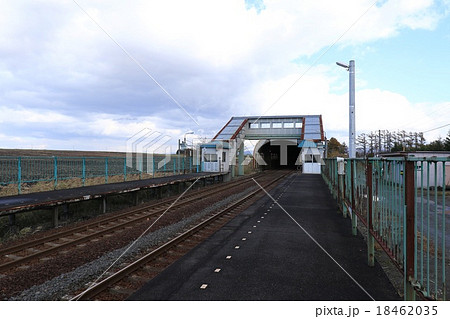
left=126, top=128, right=173, bottom=173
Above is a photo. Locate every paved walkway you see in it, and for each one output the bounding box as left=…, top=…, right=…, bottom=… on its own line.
left=129, top=173, right=401, bottom=301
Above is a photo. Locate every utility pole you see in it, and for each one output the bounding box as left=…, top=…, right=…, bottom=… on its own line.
left=337, top=60, right=356, bottom=158
left=349, top=60, right=355, bottom=158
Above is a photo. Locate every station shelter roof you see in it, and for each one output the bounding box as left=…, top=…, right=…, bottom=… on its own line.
left=212, top=115, right=324, bottom=142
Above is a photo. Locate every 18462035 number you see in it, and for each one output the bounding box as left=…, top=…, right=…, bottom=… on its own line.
left=377, top=305, right=437, bottom=316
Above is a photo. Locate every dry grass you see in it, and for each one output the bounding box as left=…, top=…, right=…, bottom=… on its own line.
left=416, top=231, right=442, bottom=257
left=0, top=184, right=20, bottom=197
left=0, top=148, right=126, bottom=158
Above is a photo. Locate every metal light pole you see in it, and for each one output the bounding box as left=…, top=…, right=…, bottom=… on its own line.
left=183, top=131, right=194, bottom=174
left=336, top=60, right=356, bottom=158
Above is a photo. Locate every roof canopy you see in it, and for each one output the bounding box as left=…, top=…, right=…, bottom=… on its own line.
left=213, top=115, right=324, bottom=142
left=298, top=140, right=318, bottom=148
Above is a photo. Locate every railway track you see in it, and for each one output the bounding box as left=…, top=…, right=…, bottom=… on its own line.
left=70, top=170, right=291, bottom=300
left=0, top=171, right=272, bottom=273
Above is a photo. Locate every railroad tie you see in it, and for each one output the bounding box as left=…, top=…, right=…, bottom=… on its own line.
left=44, top=242, right=60, bottom=247
left=109, top=286, right=136, bottom=296
left=127, top=274, right=148, bottom=284
left=167, top=250, right=184, bottom=257
left=4, top=254, right=22, bottom=261
left=25, top=248, right=41, bottom=253
left=142, top=265, right=161, bottom=273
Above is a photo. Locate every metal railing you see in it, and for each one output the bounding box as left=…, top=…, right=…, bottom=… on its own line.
left=0, top=155, right=197, bottom=195
left=322, top=156, right=449, bottom=301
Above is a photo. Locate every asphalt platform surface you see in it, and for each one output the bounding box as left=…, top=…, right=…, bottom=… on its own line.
left=129, top=172, right=401, bottom=301
left=0, top=172, right=221, bottom=214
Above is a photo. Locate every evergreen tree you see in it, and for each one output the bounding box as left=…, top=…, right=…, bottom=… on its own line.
left=327, top=137, right=348, bottom=158
left=444, top=130, right=450, bottom=151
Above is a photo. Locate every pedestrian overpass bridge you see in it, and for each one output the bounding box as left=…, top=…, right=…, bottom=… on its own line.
left=200, top=115, right=326, bottom=175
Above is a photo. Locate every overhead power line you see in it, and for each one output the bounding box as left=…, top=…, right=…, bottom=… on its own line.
left=72, top=0, right=199, bottom=126
left=422, top=123, right=450, bottom=134
left=254, top=0, right=379, bottom=123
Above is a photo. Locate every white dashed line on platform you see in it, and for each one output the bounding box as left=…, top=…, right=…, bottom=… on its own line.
left=226, top=255, right=232, bottom=259
left=200, top=284, right=208, bottom=289
left=214, top=268, right=221, bottom=273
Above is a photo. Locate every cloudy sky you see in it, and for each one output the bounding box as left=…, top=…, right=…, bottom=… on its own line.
left=0, top=0, right=449, bottom=152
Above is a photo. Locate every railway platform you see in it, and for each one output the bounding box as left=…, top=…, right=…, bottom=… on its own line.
left=0, top=172, right=226, bottom=218
left=129, top=173, right=401, bottom=301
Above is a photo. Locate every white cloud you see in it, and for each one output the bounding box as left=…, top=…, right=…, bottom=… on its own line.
left=236, top=63, right=450, bottom=143
left=0, top=0, right=448, bottom=150
left=0, top=105, right=72, bottom=124
left=0, top=104, right=201, bottom=151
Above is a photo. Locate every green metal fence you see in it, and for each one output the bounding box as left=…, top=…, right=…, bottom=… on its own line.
left=0, top=155, right=197, bottom=195
left=322, top=156, right=449, bottom=301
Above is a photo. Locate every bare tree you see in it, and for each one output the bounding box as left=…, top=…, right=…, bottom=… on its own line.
left=368, top=132, right=376, bottom=156
left=356, top=133, right=367, bottom=157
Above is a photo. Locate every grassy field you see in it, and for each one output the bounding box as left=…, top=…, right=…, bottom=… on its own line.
left=0, top=148, right=127, bottom=158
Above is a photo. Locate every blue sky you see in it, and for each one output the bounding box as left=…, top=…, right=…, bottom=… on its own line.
left=0, top=0, right=449, bottom=152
